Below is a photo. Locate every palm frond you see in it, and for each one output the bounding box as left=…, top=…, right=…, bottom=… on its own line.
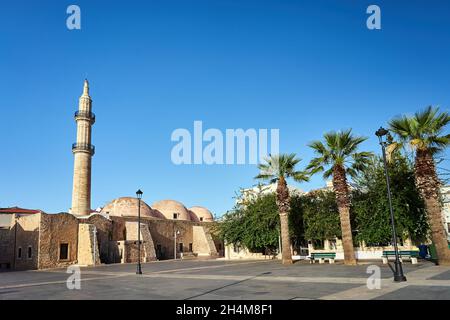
left=307, top=129, right=369, bottom=180
left=389, top=106, right=450, bottom=155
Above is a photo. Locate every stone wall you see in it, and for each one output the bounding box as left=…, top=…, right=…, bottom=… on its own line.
left=110, top=216, right=126, bottom=241
left=81, top=214, right=116, bottom=263
left=0, top=227, right=14, bottom=270
left=38, top=213, right=79, bottom=270
left=124, top=240, right=146, bottom=263
left=77, top=224, right=101, bottom=266
left=0, top=213, right=13, bottom=228
left=125, top=221, right=156, bottom=261
left=192, top=226, right=219, bottom=256
left=146, top=218, right=194, bottom=260
left=1, top=212, right=224, bottom=271
left=14, top=213, right=41, bottom=270
left=204, top=222, right=224, bottom=256
left=224, top=243, right=276, bottom=260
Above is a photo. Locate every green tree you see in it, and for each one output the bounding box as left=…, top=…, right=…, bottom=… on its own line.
left=301, top=190, right=341, bottom=243
left=389, top=106, right=450, bottom=265
left=256, top=154, right=309, bottom=265
left=352, top=154, right=429, bottom=246
left=307, top=130, right=372, bottom=265
left=289, top=195, right=306, bottom=250
left=217, top=192, right=305, bottom=254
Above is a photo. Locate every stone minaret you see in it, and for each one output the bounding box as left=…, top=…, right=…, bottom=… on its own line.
left=71, top=80, right=95, bottom=216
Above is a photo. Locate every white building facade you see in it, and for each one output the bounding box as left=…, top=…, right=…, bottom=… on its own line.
left=441, top=185, right=450, bottom=241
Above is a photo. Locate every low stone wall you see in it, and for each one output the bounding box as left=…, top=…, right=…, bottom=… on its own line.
left=224, top=244, right=278, bottom=260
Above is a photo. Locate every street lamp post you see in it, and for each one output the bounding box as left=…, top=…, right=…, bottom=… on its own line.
left=174, top=229, right=180, bottom=260
left=375, top=127, right=407, bottom=282
left=136, top=189, right=143, bottom=275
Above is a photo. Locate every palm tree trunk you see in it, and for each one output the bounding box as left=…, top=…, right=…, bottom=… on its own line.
left=333, top=165, right=357, bottom=265
left=277, top=176, right=293, bottom=265
left=415, top=150, right=450, bottom=265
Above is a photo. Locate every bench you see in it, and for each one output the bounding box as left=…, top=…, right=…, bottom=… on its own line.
left=382, top=250, right=419, bottom=265
left=309, top=252, right=336, bottom=264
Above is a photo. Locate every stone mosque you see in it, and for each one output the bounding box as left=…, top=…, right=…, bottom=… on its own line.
left=0, top=81, right=222, bottom=271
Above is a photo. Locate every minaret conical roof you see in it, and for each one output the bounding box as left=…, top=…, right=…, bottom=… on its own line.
left=82, top=79, right=89, bottom=96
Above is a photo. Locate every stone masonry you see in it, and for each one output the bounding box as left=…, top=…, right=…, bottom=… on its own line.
left=71, top=80, right=95, bottom=216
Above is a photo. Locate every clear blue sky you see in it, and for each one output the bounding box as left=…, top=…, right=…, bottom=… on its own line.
left=1, top=0, right=450, bottom=216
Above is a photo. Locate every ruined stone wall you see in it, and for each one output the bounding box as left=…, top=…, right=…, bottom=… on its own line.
left=14, top=213, right=41, bottom=270
left=38, top=213, right=79, bottom=270
left=81, top=214, right=115, bottom=263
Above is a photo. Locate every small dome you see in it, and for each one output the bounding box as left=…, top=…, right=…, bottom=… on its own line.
left=189, top=206, right=214, bottom=222
left=101, top=197, right=164, bottom=219
left=151, top=200, right=191, bottom=221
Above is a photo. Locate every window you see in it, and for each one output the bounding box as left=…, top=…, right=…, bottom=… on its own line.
left=312, top=240, right=324, bottom=250
left=200, top=217, right=203, bottom=222
left=329, top=240, right=337, bottom=250
left=448, top=223, right=450, bottom=233
left=173, top=213, right=178, bottom=219
left=17, top=247, right=22, bottom=259
left=179, top=243, right=183, bottom=253
left=59, top=243, right=69, bottom=260
left=189, top=243, right=193, bottom=252
left=27, top=246, right=32, bottom=259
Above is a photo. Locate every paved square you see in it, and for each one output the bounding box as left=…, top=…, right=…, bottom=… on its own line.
left=0, top=259, right=449, bottom=300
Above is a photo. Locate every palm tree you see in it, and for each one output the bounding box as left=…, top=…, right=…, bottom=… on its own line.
left=255, top=154, right=309, bottom=265
left=389, top=106, right=450, bottom=265
left=307, top=130, right=372, bottom=265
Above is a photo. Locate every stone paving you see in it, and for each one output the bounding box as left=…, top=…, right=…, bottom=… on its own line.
left=0, top=259, right=449, bottom=300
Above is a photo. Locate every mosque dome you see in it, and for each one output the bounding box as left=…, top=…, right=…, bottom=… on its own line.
left=151, top=200, right=191, bottom=221
left=101, top=197, right=164, bottom=219
left=188, top=206, right=214, bottom=222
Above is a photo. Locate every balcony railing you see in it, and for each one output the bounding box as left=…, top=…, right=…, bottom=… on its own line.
left=72, top=143, right=95, bottom=155
left=74, top=110, right=96, bottom=123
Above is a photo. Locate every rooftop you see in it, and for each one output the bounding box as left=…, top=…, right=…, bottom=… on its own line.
left=0, top=207, right=41, bottom=214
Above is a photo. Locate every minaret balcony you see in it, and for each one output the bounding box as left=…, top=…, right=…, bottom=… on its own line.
left=74, top=110, right=96, bottom=124
left=72, top=143, right=95, bottom=155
